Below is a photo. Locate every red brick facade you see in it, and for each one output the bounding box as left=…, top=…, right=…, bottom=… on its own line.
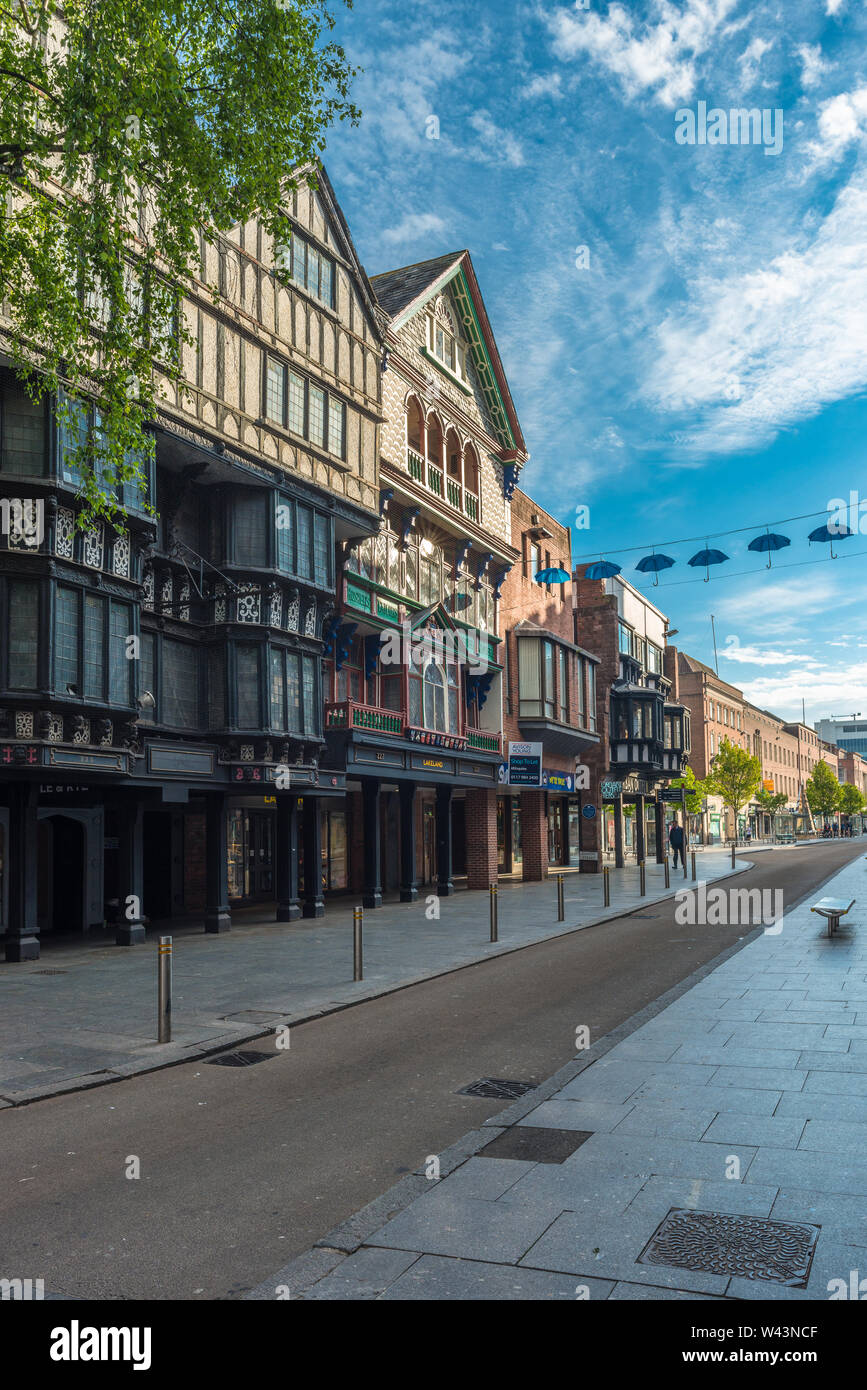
left=464, top=788, right=499, bottom=889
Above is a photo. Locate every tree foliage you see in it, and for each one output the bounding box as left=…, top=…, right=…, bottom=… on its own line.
left=703, top=737, right=763, bottom=822
left=0, top=0, right=358, bottom=523
left=838, top=783, right=865, bottom=816
left=668, top=763, right=705, bottom=816
left=805, top=759, right=842, bottom=819
left=756, top=787, right=788, bottom=815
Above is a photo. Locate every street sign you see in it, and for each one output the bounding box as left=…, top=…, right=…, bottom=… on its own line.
left=660, top=787, right=686, bottom=802
left=507, top=741, right=543, bottom=787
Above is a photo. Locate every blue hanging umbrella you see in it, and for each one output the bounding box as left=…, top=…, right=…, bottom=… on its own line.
left=584, top=560, right=621, bottom=580
left=688, top=547, right=729, bottom=583
left=535, top=566, right=571, bottom=584
left=748, top=530, right=790, bottom=569
left=635, top=551, right=675, bottom=587
left=808, top=522, right=854, bottom=559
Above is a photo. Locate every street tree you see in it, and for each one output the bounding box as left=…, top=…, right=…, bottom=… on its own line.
left=668, top=764, right=705, bottom=817
left=805, top=760, right=842, bottom=824
left=0, top=0, right=358, bottom=523
left=838, top=783, right=864, bottom=817
left=703, top=737, right=763, bottom=839
left=756, top=787, right=788, bottom=816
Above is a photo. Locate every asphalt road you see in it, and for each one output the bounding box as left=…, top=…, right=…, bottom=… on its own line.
left=1, top=839, right=862, bottom=1300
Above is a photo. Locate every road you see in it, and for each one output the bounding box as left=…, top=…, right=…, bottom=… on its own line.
left=1, top=839, right=862, bottom=1300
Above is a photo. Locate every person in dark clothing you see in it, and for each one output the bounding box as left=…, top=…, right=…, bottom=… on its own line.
left=669, top=820, right=685, bottom=868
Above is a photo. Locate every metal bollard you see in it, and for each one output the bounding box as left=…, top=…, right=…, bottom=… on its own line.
left=557, top=873, right=565, bottom=922
left=731, top=843, right=736, bottom=869
left=639, top=860, right=646, bottom=896
left=603, top=864, right=610, bottom=907
left=691, top=850, right=697, bottom=882
left=353, top=905, right=363, bottom=981
left=664, top=854, right=670, bottom=889
left=158, top=935, right=172, bottom=1044
left=489, top=882, right=498, bottom=942
left=683, top=846, right=688, bottom=879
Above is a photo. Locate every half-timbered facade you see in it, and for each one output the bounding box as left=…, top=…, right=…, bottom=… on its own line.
left=0, top=166, right=384, bottom=959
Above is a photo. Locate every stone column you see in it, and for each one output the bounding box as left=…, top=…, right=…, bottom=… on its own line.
left=4, top=781, right=39, bottom=961
left=399, top=781, right=418, bottom=903
left=204, top=792, right=231, bottom=933
left=301, top=797, right=324, bottom=918
left=436, top=784, right=454, bottom=896
left=464, top=787, right=498, bottom=890
left=275, top=796, right=301, bottom=921
left=116, top=801, right=145, bottom=945
left=361, top=778, right=382, bottom=909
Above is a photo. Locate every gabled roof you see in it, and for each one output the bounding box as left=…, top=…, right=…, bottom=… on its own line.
left=371, top=250, right=527, bottom=458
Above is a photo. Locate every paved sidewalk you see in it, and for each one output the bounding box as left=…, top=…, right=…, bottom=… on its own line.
left=252, top=853, right=867, bottom=1301
left=0, top=853, right=745, bottom=1105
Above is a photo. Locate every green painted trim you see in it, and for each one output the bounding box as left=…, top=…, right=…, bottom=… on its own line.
left=419, top=345, right=473, bottom=396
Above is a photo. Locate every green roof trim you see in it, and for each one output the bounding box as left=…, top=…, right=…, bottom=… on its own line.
left=391, top=263, right=516, bottom=452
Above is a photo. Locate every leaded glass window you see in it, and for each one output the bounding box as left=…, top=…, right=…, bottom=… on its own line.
left=162, top=639, right=199, bottom=728
left=109, top=601, right=133, bottom=705
left=83, top=594, right=104, bottom=699
left=235, top=491, right=269, bottom=566
left=8, top=580, right=39, bottom=688
left=236, top=644, right=260, bottom=728
left=55, top=586, right=80, bottom=693
left=308, top=386, right=326, bottom=449
left=140, top=633, right=156, bottom=722
left=288, top=372, right=305, bottom=435
left=328, top=396, right=345, bottom=458
left=265, top=356, right=286, bottom=425
left=313, top=513, right=331, bottom=587
left=302, top=654, right=316, bottom=735
left=296, top=505, right=312, bottom=580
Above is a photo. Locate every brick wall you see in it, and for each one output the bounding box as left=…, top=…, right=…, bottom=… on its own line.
left=521, top=789, right=548, bottom=880
left=464, top=788, right=498, bottom=889
left=572, top=570, right=619, bottom=865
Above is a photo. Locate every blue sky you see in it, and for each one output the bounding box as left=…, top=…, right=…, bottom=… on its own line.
left=323, top=0, right=867, bottom=725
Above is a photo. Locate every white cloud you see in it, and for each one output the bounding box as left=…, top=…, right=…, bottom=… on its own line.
left=796, top=43, right=832, bottom=91
left=719, top=642, right=815, bottom=667
left=381, top=212, right=448, bottom=247
left=521, top=72, right=563, bottom=100
left=642, top=174, right=867, bottom=453
left=467, top=110, right=525, bottom=167
left=738, top=37, right=772, bottom=87
left=713, top=574, right=855, bottom=634
left=826, top=0, right=846, bottom=14
left=807, top=85, right=867, bottom=165
left=547, top=0, right=740, bottom=108
left=739, top=661, right=867, bottom=724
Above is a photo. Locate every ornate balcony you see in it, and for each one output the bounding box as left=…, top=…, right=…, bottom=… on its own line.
left=405, top=448, right=480, bottom=523
left=325, top=699, right=502, bottom=755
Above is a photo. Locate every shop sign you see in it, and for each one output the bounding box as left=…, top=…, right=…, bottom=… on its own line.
left=346, top=583, right=371, bottom=613
left=763, top=778, right=775, bottom=792
left=579, top=851, right=599, bottom=861
left=601, top=780, right=623, bottom=799
left=375, top=596, right=400, bottom=623
left=507, top=741, right=543, bottom=787
left=543, top=769, right=575, bottom=792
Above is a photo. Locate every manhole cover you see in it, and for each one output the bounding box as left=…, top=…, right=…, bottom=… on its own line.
left=206, top=1050, right=277, bottom=1068
left=32, top=969, right=68, bottom=975
left=479, top=1126, right=593, bottom=1164
left=639, top=1209, right=820, bottom=1286
left=458, top=1078, right=537, bottom=1100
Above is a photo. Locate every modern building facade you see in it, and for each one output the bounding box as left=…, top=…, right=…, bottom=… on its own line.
left=0, top=166, right=385, bottom=959
left=816, top=716, right=867, bottom=756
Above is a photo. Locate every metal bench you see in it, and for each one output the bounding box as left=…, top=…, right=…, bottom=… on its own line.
left=811, top=897, right=856, bottom=938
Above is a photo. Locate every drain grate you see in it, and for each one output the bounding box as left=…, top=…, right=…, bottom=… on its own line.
left=479, top=1126, right=593, bottom=1164
left=639, top=1208, right=820, bottom=1287
left=458, top=1078, right=537, bottom=1100
left=32, top=969, right=68, bottom=975
left=206, top=1050, right=277, bottom=1068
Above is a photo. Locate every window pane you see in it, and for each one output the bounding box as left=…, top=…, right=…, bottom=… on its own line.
left=296, top=505, right=312, bottom=579
left=55, top=586, right=80, bottom=693
left=162, top=639, right=199, bottom=728
left=292, top=237, right=306, bottom=287
left=518, top=638, right=540, bottom=701
left=308, top=386, right=326, bottom=449
left=236, top=645, right=260, bottom=728
left=270, top=648, right=285, bottom=730
left=207, top=646, right=224, bottom=730
left=57, top=390, right=87, bottom=485
left=265, top=357, right=285, bottom=425
left=140, top=632, right=156, bottom=722
left=558, top=647, right=568, bottom=722
left=288, top=372, right=305, bottom=436
left=327, top=396, right=345, bottom=458
left=544, top=641, right=555, bottom=718
left=276, top=494, right=294, bottom=572
left=319, top=255, right=333, bottom=307
left=306, top=245, right=320, bottom=298
left=302, top=654, right=316, bottom=735
left=8, top=581, right=39, bottom=688
left=314, top=512, right=330, bottom=587
left=0, top=370, right=46, bottom=475
left=84, top=593, right=104, bottom=699
left=235, top=491, right=269, bottom=566
left=286, top=651, right=301, bottom=731
left=109, top=601, right=132, bottom=705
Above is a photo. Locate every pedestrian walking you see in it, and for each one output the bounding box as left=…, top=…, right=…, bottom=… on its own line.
left=668, top=820, right=685, bottom=869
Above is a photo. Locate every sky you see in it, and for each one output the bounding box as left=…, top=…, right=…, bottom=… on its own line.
left=322, top=0, right=867, bottom=727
